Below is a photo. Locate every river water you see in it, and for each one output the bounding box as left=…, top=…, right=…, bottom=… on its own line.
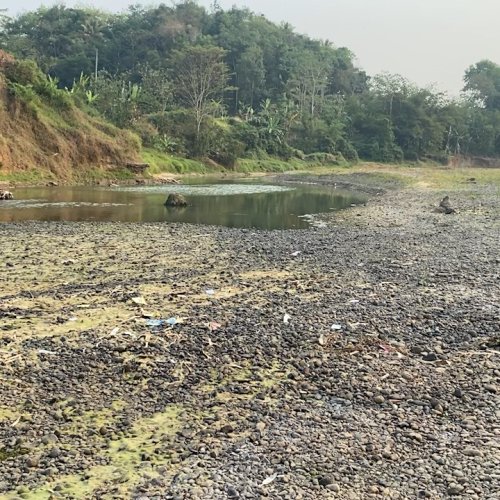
left=0, top=178, right=366, bottom=229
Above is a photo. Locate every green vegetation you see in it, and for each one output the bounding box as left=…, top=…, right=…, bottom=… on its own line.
left=0, top=50, right=140, bottom=180
left=0, top=2, right=499, bottom=180
left=142, top=148, right=210, bottom=175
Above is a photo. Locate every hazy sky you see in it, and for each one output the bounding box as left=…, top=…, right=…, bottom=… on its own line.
left=3, top=0, right=500, bottom=95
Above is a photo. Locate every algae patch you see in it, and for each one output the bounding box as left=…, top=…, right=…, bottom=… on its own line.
left=8, top=405, right=183, bottom=500
left=0, top=447, right=29, bottom=463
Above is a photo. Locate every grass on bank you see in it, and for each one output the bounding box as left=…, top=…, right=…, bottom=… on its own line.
left=287, top=162, right=500, bottom=189
left=2, top=147, right=500, bottom=188
left=142, top=149, right=348, bottom=176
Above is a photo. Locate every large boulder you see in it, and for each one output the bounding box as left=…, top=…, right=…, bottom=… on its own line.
left=165, top=193, right=188, bottom=207
left=0, top=190, right=13, bottom=200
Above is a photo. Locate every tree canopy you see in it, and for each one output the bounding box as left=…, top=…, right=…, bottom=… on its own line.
left=1, top=2, right=498, bottom=161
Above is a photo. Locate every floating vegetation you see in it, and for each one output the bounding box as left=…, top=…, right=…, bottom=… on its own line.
left=111, top=183, right=294, bottom=196
left=0, top=200, right=132, bottom=209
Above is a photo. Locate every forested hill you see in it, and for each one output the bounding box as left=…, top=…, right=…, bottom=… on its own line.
left=0, top=2, right=499, bottom=172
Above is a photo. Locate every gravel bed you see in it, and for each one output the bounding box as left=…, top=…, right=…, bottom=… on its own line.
left=0, top=176, right=498, bottom=499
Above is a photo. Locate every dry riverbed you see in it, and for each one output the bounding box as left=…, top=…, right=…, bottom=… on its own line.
left=0, top=168, right=499, bottom=499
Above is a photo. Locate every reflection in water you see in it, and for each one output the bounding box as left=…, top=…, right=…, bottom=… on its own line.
left=0, top=180, right=367, bottom=229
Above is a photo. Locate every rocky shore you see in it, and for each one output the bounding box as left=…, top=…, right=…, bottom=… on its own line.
left=0, top=172, right=499, bottom=499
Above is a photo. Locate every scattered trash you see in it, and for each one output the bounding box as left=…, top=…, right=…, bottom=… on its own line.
left=205, top=289, right=215, bottom=296
left=38, top=349, right=57, bottom=356
left=57, top=316, right=78, bottom=324
left=110, top=327, right=120, bottom=336
left=331, top=324, right=343, bottom=331
left=379, top=343, right=394, bottom=353
left=349, top=299, right=360, bottom=304
left=131, top=297, right=146, bottom=305
left=261, top=473, right=278, bottom=487
left=146, top=319, right=165, bottom=328
left=291, top=251, right=301, bottom=257
left=61, top=259, right=75, bottom=265
left=318, top=334, right=326, bottom=346
left=283, top=313, right=291, bottom=324
left=166, top=317, right=186, bottom=326
left=208, top=321, right=222, bottom=332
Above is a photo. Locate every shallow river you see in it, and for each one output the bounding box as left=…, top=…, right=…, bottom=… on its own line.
left=0, top=178, right=366, bottom=230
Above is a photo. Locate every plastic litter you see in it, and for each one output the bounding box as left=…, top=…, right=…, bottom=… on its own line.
left=131, top=297, right=146, bottom=305
left=331, top=324, right=343, bottom=330
left=205, top=289, right=215, bottom=296
left=208, top=321, right=222, bottom=332
left=261, top=473, right=278, bottom=487
left=147, top=319, right=165, bottom=328
left=291, top=251, right=301, bottom=257
left=38, top=349, right=57, bottom=356
left=283, top=313, right=291, bottom=324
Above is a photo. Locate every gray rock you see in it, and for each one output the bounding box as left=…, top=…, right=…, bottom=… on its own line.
left=448, top=484, right=464, bottom=495
left=165, top=193, right=188, bottom=207
left=48, top=447, right=62, bottom=459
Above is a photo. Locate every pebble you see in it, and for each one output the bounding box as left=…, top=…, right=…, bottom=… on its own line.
left=318, top=475, right=334, bottom=487
left=448, top=484, right=465, bottom=495
left=422, top=353, right=438, bottom=362
left=326, top=483, right=340, bottom=492
left=41, top=434, right=58, bottom=445
left=462, top=448, right=482, bottom=457
left=26, top=456, right=40, bottom=468
left=48, top=448, right=61, bottom=459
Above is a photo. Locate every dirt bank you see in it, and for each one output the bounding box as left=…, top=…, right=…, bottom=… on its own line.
left=0, top=172, right=499, bottom=499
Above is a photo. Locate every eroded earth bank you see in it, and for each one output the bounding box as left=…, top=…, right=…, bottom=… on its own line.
left=0, top=171, right=499, bottom=499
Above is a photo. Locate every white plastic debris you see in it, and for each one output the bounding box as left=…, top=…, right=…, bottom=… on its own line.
left=261, top=473, right=278, bottom=486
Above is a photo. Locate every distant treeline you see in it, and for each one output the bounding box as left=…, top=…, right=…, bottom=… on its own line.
left=1, top=2, right=499, bottom=164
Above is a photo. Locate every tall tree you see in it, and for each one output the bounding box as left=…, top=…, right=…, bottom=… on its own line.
left=464, top=60, right=500, bottom=111
left=171, top=45, right=230, bottom=144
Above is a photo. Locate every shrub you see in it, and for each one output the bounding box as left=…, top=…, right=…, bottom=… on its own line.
left=129, top=119, right=159, bottom=147
left=4, top=60, right=44, bottom=86
left=304, top=152, right=338, bottom=165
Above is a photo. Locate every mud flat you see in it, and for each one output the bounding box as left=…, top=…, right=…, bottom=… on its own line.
left=0, top=169, right=499, bottom=499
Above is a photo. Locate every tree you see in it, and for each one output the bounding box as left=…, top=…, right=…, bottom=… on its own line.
left=171, top=45, right=230, bottom=146
left=288, top=51, right=330, bottom=118
left=464, top=60, right=500, bottom=110
left=235, top=45, right=265, bottom=108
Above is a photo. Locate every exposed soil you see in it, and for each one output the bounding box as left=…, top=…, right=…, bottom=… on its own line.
left=0, top=173, right=499, bottom=499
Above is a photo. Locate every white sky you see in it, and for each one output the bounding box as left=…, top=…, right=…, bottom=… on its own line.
left=2, top=0, right=500, bottom=95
